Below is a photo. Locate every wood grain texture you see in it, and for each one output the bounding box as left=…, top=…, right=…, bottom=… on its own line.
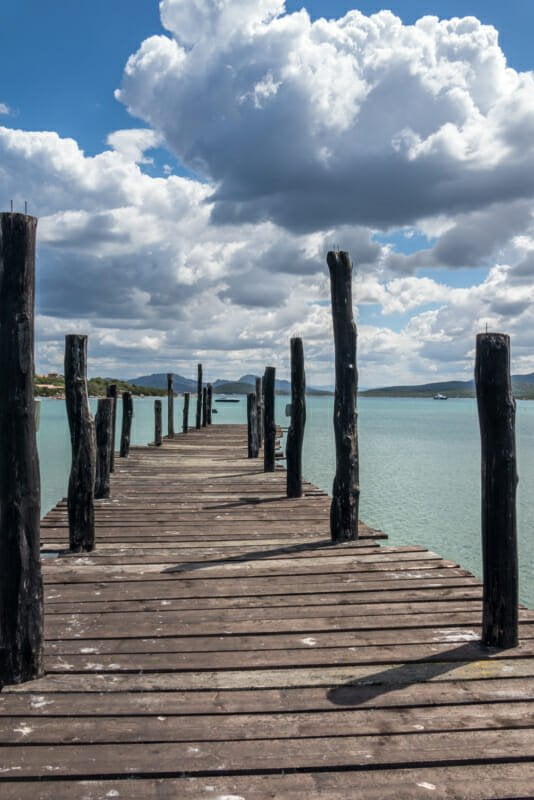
left=1, top=424, right=531, bottom=798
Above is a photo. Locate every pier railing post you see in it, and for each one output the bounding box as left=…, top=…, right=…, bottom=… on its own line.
left=0, top=211, right=43, bottom=686
left=202, top=386, right=207, bottom=427
left=196, top=363, right=202, bottom=429
left=65, top=334, right=96, bottom=552
left=263, top=366, right=276, bottom=472
left=286, top=337, right=306, bottom=498
left=247, top=393, right=259, bottom=458
left=95, top=397, right=113, bottom=498
left=106, top=383, right=117, bottom=473
left=120, top=391, right=133, bottom=457
left=182, top=392, right=190, bottom=433
left=154, top=399, right=162, bottom=446
left=167, top=373, right=174, bottom=438
left=328, top=250, right=360, bottom=542
left=475, top=332, right=518, bottom=648
left=207, top=383, right=213, bottom=425
left=255, top=377, right=263, bottom=447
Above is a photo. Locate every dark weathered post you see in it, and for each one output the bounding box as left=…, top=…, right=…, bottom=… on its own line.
left=247, top=393, right=259, bottom=458
left=328, top=251, right=359, bottom=542
left=475, top=332, right=518, bottom=648
left=120, top=392, right=133, bottom=457
left=167, top=373, right=174, bottom=438
left=202, top=386, right=207, bottom=427
left=286, top=337, right=306, bottom=498
left=182, top=392, right=190, bottom=433
left=207, top=383, right=213, bottom=425
left=95, top=397, right=113, bottom=499
left=154, top=399, right=162, bottom=446
left=65, top=334, right=96, bottom=552
left=106, top=383, right=118, bottom=472
left=263, top=366, right=276, bottom=472
left=196, top=363, right=202, bottom=429
left=256, top=376, right=263, bottom=447
left=0, top=211, right=43, bottom=685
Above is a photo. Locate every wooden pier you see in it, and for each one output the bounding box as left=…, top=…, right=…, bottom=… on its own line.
left=1, top=424, right=533, bottom=799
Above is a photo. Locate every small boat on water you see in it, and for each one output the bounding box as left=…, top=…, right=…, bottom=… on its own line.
left=215, top=396, right=241, bottom=403
left=433, top=393, right=448, bottom=400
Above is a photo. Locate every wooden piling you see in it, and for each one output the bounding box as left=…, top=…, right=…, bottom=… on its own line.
left=202, top=386, right=208, bottom=427
left=94, top=398, right=113, bottom=499
left=256, top=376, right=263, bottom=447
left=207, top=383, right=213, bottom=425
left=0, top=211, right=43, bottom=686
left=154, top=399, right=162, bottom=446
left=286, top=337, right=306, bottom=498
left=167, top=373, right=174, bottom=439
left=196, top=364, right=202, bottom=429
left=182, top=393, right=190, bottom=434
left=327, top=250, right=360, bottom=542
left=475, top=332, right=519, bottom=648
left=65, top=334, right=96, bottom=552
left=247, top=393, right=259, bottom=458
left=263, top=366, right=276, bottom=472
left=119, top=392, right=133, bottom=458
left=106, top=383, right=118, bottom=473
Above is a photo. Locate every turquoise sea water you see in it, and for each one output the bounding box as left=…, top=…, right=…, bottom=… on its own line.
left=37, top=395, right=534, bottom=607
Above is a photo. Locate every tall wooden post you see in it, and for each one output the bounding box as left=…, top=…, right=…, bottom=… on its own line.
left=263, top=366, right=276, bottom=472
left=475, top=332, right=518, bottom=648
left=106, top=383, right=117, bottom=473
left=202, top=386, right=207, bottom=427
left=286, top=337, right=306, bottom=498
left=0, top=211, right=43, bottom=686
left=207, top=383, right=213, bottom=425
left=167, top=373, right=174, bottom=438
left=328, top=251, right=359, bottom=542
left=182, top=392, right=190, bottom=433
left=154, top=399, right=162, bottom=446
left=247, top=393, right=259, bottom=458
left=65, top=334, right=96, bottom=552
left=95, top=397, right=113, bottom=499
left=256, top=376, right=263, bottom=447
left=196, top=364, right=202, bottom=429
left=120, top=392, right=133, bottom=457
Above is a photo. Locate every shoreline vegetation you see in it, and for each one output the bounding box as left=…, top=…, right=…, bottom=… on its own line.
left=35, top=370, right=534, bottom=400
left=360, top=373, right=534, bottom=400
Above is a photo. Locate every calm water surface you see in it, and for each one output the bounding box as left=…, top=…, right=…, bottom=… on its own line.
left=37, top=395, right=534, bottom=607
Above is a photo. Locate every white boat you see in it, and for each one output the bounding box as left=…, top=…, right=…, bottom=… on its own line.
left=433, top=393, right=448, bottom=400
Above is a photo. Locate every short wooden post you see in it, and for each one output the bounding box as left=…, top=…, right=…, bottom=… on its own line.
left=182, top=392, right=190, bottom=433
left=247, top=393, right=259, bottom=458
left=263, top=366, right=276, bottom=472
left=120, top=392, right=133, bottom=457
left=65, top=334, right=96, bottom=552
left=167, top=373, right=174, bottom=438
left=328, top=251, right=360, bottom=542
left=154, top=399, right=162, bottom=446
left=95, top=398, right=113, bottom=498
left=475, top=332, right=518, bottom=648
left=196, top=363, right=202, bottom=429
left=202, top=386, right=208, bottom=427
left=207, top=384, right=213, bottom=425
left=106, top=383, right=118, bottom=473
left=286, top=337, right=306, bottom=498
left=0, top=211, right=43, bottom=685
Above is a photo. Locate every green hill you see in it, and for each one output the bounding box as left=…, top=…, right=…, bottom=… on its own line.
left=360, top=374, right=534, bottom=400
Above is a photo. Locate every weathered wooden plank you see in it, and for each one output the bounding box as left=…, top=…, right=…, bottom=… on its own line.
left=1, top=729, right=534, bottom=778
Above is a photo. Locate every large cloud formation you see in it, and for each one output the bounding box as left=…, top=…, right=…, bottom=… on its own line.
left=1, top=1, right=533, bottom=385
left=118, top=2, right=534, bottom=232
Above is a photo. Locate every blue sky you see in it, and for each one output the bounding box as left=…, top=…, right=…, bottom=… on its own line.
left=1, top=1, right=533, bottom=385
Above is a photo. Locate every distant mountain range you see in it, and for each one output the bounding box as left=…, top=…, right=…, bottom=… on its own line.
left=128, top=373, right=332, bottom=396
left=360, top=372, right=534, bottom=399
